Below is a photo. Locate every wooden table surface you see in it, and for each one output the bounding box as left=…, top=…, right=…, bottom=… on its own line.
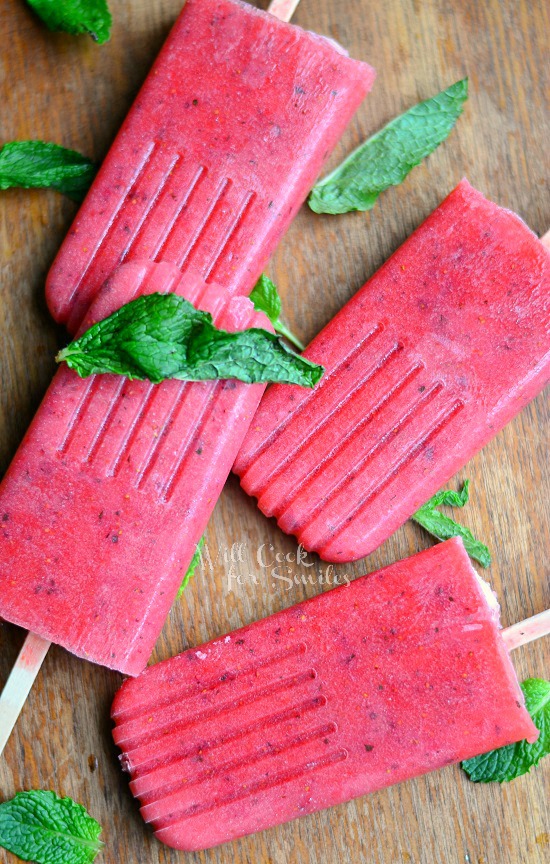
left=0, top=1, right=548, bottom=862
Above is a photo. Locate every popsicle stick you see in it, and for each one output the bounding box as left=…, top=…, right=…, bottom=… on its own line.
left=267, top=0, right=302, bottom=22
left=501, top=238, right=550, bottom=648
left=0, top=632, right=51, bottom=756
left=503, top=609, right=550, bottom=652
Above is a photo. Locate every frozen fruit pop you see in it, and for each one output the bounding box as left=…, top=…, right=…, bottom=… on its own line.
left=111, top=538, right=539, bottom=852
left=0, top=261, right=269, bottom=676
left=234, top=179, right=550, bottom=562
left=46, top=0, right=375, bottom=335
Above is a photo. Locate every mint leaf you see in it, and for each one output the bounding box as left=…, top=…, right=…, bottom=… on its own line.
left=420, top=484, right=470, bottom=509
left=0, top=142, right=96, bottom=202
left=411, top=480, right=491, bottom=568
left=177, top=537, right=204, bottom=597
left=462, top=678, right=550, bottom=783
left=27, top=0, right=112, bottom=43
left=56, top=293, right=324, bottom=388
left=0, top=790, right=103, bottom=864
left=250, top=275, right=281, bottom=326
left=250, top=275, right=305, bottom=351
left=309, top=78, right=468, bottom=215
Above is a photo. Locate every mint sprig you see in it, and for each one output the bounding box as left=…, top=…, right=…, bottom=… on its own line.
left=178, top=537, right=204, bottom=597
left=56, top=293, right=324, bottom=388
left=250, top=275, right=305, bottom=351
left=0, top=142, right=96, bottom=202
left=26, top=0, right=112, bottom=44
left=411, top=480, right=491, bottom=568
left=309, top=78, right=468, bottom=215
left=0, top=790, right=103, bottom=864
left=462, top=678, right=550, bottom=783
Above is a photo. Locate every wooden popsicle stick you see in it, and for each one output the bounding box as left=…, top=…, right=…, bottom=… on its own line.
left=502, top=609, right=550, bottom=652
left=0, top=632, right=51, bottom=756
left=267, top=0, right=302, bottom=22
left=500, top=226, right=549, bottom=647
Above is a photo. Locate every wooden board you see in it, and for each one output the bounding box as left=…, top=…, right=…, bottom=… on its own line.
left=0, top=0, right=548, bottom=861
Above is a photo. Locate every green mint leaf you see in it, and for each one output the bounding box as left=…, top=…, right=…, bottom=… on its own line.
left=462, top=678, right=550, bottom=783
left=0, top=790, right=103, bottom=864
left=411, top=480, right=491, bottom=568
left=26, top=0, right=112, bottom=43
left=250, top=274, right=282, bottom=324
left=177, top=537, right=204, bottom=597
left=422, top=480, right=470, bottom=510
left=413, top=508, right=492, bottom=568
left=309, top=78, right=468, bottom=215
left=250, top=275, right=305, bottom=351
left=56, top=293, right=324, bottom=388
left=0, top=142, right=96, bottom=202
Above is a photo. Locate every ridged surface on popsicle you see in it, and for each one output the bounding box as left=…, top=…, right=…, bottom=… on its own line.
left=0, top=261, right=268, bottom=674
left=234, top=180, right=550, bottom=562
left=46, top=0, right=375, bottom=334
left=112, top=539, right=537, bottom=852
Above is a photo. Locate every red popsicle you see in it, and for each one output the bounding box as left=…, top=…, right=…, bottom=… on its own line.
left=234, top=180, right=550, bottom=562
left=0, top=261, right=268, bottom=675
left=111, top=538, right=538, bottom=851
left=46, top=0, right=375, bottom=335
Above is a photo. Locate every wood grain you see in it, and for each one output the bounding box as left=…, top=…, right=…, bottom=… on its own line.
left=0, top=1, right=548, bottom=862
